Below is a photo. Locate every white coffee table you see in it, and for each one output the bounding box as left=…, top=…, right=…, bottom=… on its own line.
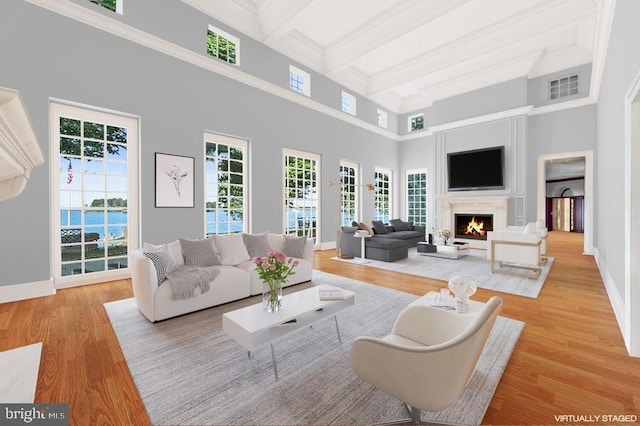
left=418, top=242, right=470, bottom=260
left=222, top=285, right=355, bottom=379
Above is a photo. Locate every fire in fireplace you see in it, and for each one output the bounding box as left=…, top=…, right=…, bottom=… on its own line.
left=454, top=214, right=494, bottom=240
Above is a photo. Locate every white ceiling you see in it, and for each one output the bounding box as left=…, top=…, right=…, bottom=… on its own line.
left=183, top=0, right=607, bottom=114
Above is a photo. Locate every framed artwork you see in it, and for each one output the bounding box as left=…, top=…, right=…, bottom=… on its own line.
left=155, top=152, right=195, bottom=208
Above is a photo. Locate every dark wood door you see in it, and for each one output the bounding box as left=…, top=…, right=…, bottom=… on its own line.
left=572, top=196, right=584, bottom=233
left=546, top=196, right=584, bottom=233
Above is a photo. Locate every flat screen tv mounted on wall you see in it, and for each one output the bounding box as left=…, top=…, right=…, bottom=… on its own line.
left=447, top=146, right=505, bottom=191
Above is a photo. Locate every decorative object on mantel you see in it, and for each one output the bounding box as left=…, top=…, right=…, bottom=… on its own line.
left=438, top=228, right=452, bottom=245
left=328, top=179, right=374, bottom=259
left=448, top=275, right=477, bottom=313
left=253, top=250, right=298, bottom=312
left=0, top=87, right=44, bottom=201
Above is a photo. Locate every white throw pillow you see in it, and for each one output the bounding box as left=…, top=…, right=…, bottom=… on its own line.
left=143, top=240, right=184, bottom=266
left=524, top=222, right=537, bottom=234
left=212, top=234, right=251, bottom=265
left=143, top=245, right=178, bottom=285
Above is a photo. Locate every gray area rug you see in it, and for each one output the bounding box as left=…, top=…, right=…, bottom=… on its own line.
left=105, top=271, right=524, bottom=426
left=335, top=248, right=554, bottom=298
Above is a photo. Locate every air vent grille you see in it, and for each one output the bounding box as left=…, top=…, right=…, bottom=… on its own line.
left=550, top=74, right=579, bottom=100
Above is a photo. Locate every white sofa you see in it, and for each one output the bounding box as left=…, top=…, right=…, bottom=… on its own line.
left=131, top=233, right=314, bottom=322
left=486, top=220, right=547, bottom=278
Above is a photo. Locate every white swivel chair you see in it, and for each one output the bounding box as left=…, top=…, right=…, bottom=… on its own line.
left=350, top=297, right=503, bottom=425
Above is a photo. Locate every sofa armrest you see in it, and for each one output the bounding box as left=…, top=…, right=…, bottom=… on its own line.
left=130, top=249, right=159, bottom=322
left=302, top=237, right=315, bottom=261
left=413, top=225, right=426, bottom=237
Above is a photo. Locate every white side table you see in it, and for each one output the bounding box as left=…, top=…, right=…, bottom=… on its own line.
left=353, top=233, right=371, bottom=264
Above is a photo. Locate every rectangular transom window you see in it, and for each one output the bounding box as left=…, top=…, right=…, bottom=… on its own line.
left=205, top=132, right=248, bottom=236
left=550, top=74, right=579, bottom=100
left=406, top=169, right=427, bottom=226
left=289, top=65, right=311, bottom=97
left=374, top=168, right=392, bottom=222
left=339, top=160, right=359, bottom=225
left=207, top=24, right=239, bottom=65
left=51, top=102, right=138, bottom=286
left=408, top=113, right=424, bottom=132
left=341, top=91, right=357, bottom=116
left=377, top=109, right=388, bottom=129
left=284, top=149, right=319, bottom=242
left=89, top=0, right=123, bottom=14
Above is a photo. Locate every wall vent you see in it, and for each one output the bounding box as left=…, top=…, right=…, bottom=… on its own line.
left=549, top=74, right=579, bottom=100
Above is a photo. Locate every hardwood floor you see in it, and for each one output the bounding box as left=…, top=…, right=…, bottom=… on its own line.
left=1, top=231, right=638, bottom=425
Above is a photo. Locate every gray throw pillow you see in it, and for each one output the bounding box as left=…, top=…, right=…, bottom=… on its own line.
left=180, top=238, right=221, bottom=267
left=283, top=234, right=307, bottom=258
left=389, top=219, right=410, bottom=231
left=242, top=232, right=271, bottom=258
left=144, top=245, right=178, bottom=285
left=371, top=220, right=387, bottom=234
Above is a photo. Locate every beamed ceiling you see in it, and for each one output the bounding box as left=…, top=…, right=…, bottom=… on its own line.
left=182, top=0, right=610, bottom=114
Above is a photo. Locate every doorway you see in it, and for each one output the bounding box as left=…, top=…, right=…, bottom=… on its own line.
left=538, top=153, right=591, bottom=252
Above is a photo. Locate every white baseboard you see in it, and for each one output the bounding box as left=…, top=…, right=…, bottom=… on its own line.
left=593, top=247, right=627, bottom=344
left=0, top=279, right=55, bottom=304
left=320, top=241, right=338, bottom=251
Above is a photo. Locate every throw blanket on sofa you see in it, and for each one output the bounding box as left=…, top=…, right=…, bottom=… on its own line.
left=165, top=266, right=221, bottom=300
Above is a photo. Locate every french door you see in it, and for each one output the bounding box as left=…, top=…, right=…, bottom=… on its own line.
left=51, top=102, right=138, bottom=287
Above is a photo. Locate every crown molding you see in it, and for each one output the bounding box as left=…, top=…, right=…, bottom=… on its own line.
left=589, top=0, right=616, bottom=102
left=181, top=0, right=262, bottom=40
left=528, top=96, right=596, bottom=116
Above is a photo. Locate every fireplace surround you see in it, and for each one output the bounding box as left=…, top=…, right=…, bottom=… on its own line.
left=438, top=196, right=509, bottom=249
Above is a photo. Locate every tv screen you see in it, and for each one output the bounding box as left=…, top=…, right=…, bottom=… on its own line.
left=447, top=146, right=505, bottom=191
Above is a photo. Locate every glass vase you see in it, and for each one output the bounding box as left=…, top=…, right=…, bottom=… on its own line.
left=262, top=279, right=283, bottom=313
left=447, top=275, right=477, bottom=314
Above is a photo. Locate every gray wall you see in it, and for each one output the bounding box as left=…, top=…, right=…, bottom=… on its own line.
left=597, top=0, right=640, bottom=296
left=68, top=0, right=399, bottom=133
left=528, top=63, right=593, bottom=107
left=398, top=77, right=528, bottom=136
left=0, top=0, right=398, bottom=287
left=526, top=104, right=597, bottom=220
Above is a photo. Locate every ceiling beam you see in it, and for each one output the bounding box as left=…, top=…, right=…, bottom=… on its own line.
left=364, top=2, right=597, bottom=97
left=323, top=0, right=473, bottom=75
left=259, top=0, right=316, bottom=43
left=181, top=0, right=261, bottom=39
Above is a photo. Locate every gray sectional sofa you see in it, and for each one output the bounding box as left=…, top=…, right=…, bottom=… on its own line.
left=340, top=220, right=426, bottom=261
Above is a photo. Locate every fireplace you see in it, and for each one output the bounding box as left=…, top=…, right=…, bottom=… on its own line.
left=454, top=214, right=494, bottom=240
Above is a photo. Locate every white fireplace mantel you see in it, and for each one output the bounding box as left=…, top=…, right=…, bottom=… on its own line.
left=437, top=195, right=509, bottom=249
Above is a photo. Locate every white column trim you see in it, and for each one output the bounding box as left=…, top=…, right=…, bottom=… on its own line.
left=623, top=69, right=640, bottom=357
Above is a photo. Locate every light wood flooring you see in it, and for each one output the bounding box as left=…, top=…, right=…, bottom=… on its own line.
left=1, top=231, right=639, bottom=425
